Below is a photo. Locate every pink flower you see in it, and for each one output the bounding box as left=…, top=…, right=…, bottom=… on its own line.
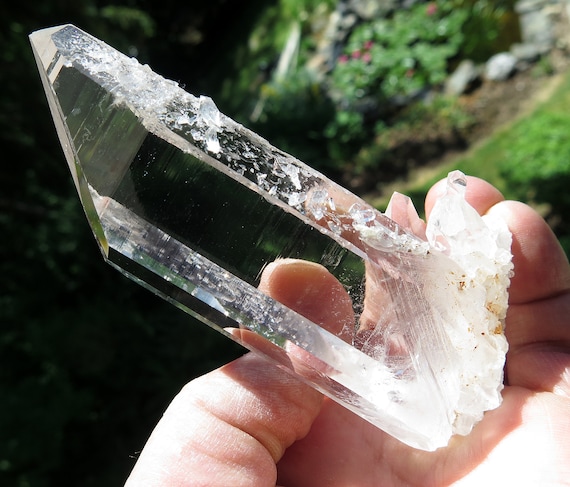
left=338, top=54, right=349, bottom=64
left=351, top=49, right=362, bottom=59
left=405, top=69, right=415, bottom=78
left=362, top=52, right=372, bottom=63
left=426, top=2, right=437, bottom=16
left=363, top=40, right=374, bottom=50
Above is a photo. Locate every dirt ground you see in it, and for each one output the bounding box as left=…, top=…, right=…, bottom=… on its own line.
left=459, top=48, right=570, bottom=146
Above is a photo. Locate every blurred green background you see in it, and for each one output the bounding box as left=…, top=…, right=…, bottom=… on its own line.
left=2, top=1, right=569, bottom=485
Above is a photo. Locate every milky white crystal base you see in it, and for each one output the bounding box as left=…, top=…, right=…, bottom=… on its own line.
left=30, top=24, right=513, bottom=451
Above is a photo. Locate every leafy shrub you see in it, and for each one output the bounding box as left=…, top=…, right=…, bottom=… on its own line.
left=327, top=1, right=468, bottom=143
left=100, top=5, right=156, bottom=38
left=342, top=94, right=472, bottom=191
left=457, top=0, right=520, bottom=62
left=248, top=70, right=337, bottom=174
left=376, top=94, right=473, bottom=146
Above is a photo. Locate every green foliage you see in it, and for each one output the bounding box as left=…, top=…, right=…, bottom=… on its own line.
left=499, top=111, right=570, bottom=220
left=100, top=5, right=156, bottom=38
left=499, top=107, right=570, bottom=256
left=498, top=63, right=570, bottom=229
left=327, top=1, right=468, bottom=143
left=457, top=0, right=520, bottom=62
left=353, top=94, right=473, bottom=174
left=213, top=0, right=336, bottom=117
left=250, top=71, right=337, bottom=173
left=532, top=55, right=555, bottom=78
left=280, top=0, right=336, bottom=18
left=385, top=93, right=473, bottom=136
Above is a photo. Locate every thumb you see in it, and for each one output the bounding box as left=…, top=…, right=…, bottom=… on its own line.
left=125, top=259, right=354, bottom=486
left=258, top=258, right=355, bottom=342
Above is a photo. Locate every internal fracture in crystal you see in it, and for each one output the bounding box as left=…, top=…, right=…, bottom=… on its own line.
left=30, top=24, right=513, bottom=451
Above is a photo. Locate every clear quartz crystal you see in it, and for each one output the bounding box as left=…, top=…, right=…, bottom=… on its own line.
left=30, top=24, right=513, bottom=451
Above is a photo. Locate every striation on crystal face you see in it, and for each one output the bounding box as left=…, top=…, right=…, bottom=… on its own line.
left=30, top=24, right=513, bottom=451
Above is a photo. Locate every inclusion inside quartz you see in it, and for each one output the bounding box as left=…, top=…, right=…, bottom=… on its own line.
left=30, top=24, right=513, bottom=451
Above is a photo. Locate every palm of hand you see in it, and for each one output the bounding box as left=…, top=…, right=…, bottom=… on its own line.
left=277, top=181, right=570, bottom=486
left=125, top=178, right=570, bottom=487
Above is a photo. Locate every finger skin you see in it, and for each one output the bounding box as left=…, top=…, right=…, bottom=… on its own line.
left=124, top=353, right=322, bottom=487
left=277, top=177, right=570, bottom=486
left=259, top=259, right=355, bottom=342
left=126, top=176, right=570, bottom=486
left=124, top=260, right=355, bottom=486
left=486, top=201, right=570, bottom=304
left=492, top=202, right=570, bottom=395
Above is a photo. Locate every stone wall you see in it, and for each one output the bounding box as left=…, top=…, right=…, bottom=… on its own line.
left=306, top=0, right=570, bottom=94
left=447, top=0, right=569, bottom=92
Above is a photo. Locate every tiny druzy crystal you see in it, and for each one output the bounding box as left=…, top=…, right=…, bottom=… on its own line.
left=30, top=25, right=513, bottom=451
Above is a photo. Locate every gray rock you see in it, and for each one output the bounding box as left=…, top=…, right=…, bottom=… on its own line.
left=347, top=0, right=393, bottom=19
left=445, top=60, right=480, bottom=96
left=517, top=7, right=555, bottom=50
left=344, top=0, right=423, bottom=19
left=485, top=52, right=518, bottom=81
left=515, top=0, right=548, bottom=14
left=510, top=42, right=542, bottom=62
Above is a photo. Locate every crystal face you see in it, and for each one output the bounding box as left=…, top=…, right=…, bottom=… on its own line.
left=30, top=25, right=513, bottom=451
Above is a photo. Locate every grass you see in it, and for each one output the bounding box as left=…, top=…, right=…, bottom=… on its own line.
left=367, top=66, right=570, bottom=216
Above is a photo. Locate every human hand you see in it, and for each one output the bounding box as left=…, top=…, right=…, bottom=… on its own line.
left=124, top=177, right=570, bottom=486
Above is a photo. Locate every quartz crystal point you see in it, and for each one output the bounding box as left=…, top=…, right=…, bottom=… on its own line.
left=30, top=25, right=513, bottom=451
